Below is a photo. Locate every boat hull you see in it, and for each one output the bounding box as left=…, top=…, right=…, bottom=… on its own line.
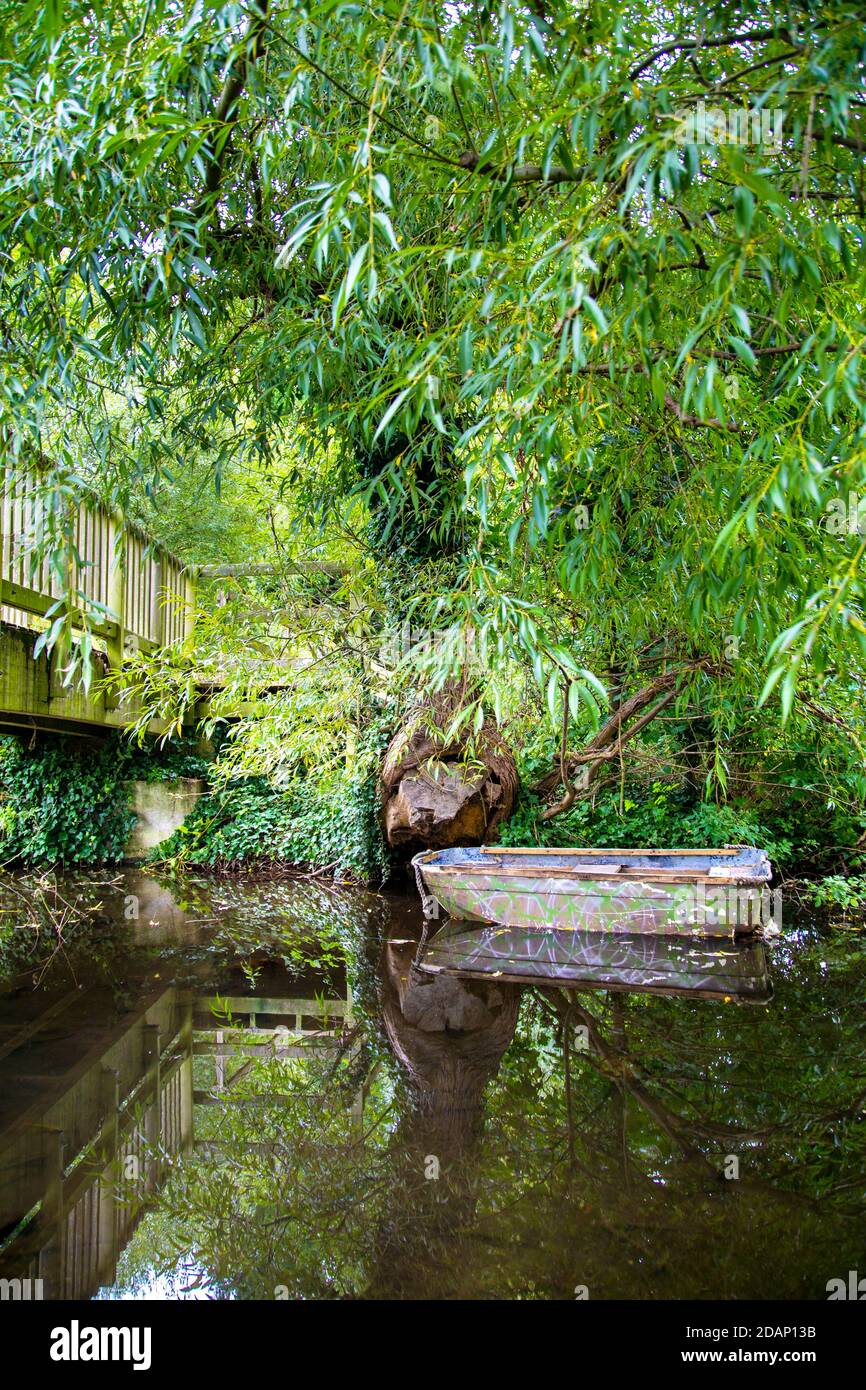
left=413, top=846, right=773, bottom=937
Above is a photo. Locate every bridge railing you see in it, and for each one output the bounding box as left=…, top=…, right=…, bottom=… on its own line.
left=0, top=465, right=195, bottom=666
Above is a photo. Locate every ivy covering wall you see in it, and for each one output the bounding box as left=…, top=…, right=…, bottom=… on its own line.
left=152, top=714, right=393, bottom=881
left=0, top=727, right=391, bottom=880
left=0, top=734, right=209, bottom=867
left=0, top=735, right=135, bottom=865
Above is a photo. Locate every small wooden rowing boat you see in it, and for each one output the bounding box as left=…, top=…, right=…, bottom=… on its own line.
left=412, top=845, right=773, bottom=937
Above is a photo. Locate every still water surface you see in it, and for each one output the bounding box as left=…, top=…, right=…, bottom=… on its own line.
left=0, top=869, right=863, bottom=1300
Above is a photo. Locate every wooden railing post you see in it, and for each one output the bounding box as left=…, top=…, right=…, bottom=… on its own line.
left=106, top=509, right=126, bottom=676
left=142, top=1023, right=161, bottom=1194
left=49, top=503, right=76, bottom=697
left=37, top=1127, right=66, bottom=1299
left=96, top=1068, right=120, bottom=1284
left=182, top=565, right=198, bottom=653
left=179, top=991, right=195, bottom=1154
left=0, top=459, right=8, bottom=597
left=148, top=556, right=164, bottom=648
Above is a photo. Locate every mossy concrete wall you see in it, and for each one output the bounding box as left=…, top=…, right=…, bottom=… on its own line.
left=124, top=779, right=205, bottom=860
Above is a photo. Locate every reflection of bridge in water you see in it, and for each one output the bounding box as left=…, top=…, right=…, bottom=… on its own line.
left=0, top=976, right=353, bottom=1299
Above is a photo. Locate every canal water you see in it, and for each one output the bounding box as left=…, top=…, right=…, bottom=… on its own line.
left=0, top=869, right=863, bottom=1300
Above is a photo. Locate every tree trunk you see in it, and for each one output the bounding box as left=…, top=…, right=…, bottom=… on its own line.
left=380, top=686, right=517, bottom=854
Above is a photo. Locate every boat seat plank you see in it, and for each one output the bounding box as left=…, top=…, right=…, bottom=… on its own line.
left=424, top=864, right=753, bottom=881
left=477, top=845, right=743, bottom=856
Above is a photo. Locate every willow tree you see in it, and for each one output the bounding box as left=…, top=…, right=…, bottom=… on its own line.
left=1, top=0, right=865, bottom=821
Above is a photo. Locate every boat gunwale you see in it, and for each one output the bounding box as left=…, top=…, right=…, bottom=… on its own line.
left=421, top=865, right=768, bottom=884
left=413, top=845, right=772, bottom=885
left=473, top=845, right=745, bottom=856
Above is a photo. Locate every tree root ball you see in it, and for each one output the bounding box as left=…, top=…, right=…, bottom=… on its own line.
left=380, top=695, right=517, bottom=853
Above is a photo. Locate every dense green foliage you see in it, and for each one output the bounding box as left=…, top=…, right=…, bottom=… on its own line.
left=0, top=735, right=135, bottom=864
left=500, top=778, right=866, bottom=877
left=501, top=784, right=790, bottom=859
left=0, top=1, right=865, bottom=862
left=154, top=717, right=392, bottom=878
left=803, top=872, right=866, bottom=911
left=504, top=720, right=866, bottom=869
left=117, top=738, right=211, bottom=785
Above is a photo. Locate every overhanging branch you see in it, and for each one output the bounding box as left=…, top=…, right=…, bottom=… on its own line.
left=534, top=662, right=714, bottom=819
left=200, top=1, right=271, bottom=209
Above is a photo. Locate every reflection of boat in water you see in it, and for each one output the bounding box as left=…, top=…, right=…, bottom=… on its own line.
left=416, top=923, right=773, bottom=1002
left=413, top=846, right=773, bottom=937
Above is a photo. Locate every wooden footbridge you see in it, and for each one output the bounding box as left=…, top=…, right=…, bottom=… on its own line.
left=0, top=465, right=198, bottom=737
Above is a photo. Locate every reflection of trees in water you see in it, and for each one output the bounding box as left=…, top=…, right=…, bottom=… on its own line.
left=152, top=872, right=384, bottom=978
left=111, top=920, right=866, bottom=1300
left=495, top=955, right=866, bottom=1299
left=0, top=870, right=155, bottom=995
left=115, top=1052, right=385, bottom=1299
left=0, top=868, right=393, bottom=1001
left=113, top=929, right=522, bottom=1300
